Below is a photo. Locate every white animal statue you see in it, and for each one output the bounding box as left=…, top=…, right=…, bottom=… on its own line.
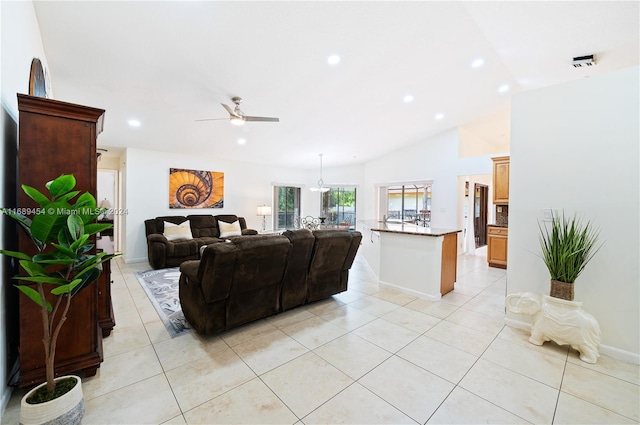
left=505, top=292, right=601, bottom=363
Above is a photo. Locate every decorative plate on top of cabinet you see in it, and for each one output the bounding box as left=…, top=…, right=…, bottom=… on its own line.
left=28, top=58, right=47, bottom=98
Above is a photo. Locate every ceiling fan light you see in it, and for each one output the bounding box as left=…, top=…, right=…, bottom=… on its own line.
left=230, top=116, right=245, bottom=126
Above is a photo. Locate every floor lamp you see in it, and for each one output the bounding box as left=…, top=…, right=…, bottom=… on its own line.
left=256, top=205, right=272, bottom=232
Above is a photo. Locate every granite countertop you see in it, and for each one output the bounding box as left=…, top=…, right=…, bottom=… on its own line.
left=488, top=223, right=509, bottom=228
left=358, top=219, right=461, bottom=237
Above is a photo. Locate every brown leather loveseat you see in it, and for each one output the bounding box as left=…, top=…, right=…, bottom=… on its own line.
left=178, top=229, right=362, bottom=335
left=144, top=214, right=257, bottom=269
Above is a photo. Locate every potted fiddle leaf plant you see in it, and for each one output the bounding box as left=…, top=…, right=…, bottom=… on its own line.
left=0, top=174, right=118, bottom=425
left=538, top=211, right=602, bottom=301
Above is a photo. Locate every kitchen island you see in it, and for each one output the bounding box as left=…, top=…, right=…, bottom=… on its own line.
left=357, top=220, right=461, bottom=300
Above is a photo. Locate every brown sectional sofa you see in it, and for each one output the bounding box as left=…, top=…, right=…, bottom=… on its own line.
left=144, top=214, right=257, bottom=269
left=178, top=229, right=362, bottom=335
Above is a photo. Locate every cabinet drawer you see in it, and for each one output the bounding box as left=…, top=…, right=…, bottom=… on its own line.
left=488, top=226, right=508, bottom=236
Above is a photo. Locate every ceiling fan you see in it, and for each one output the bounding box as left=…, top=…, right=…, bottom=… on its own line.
left=196, top=96, right=279, bottom=126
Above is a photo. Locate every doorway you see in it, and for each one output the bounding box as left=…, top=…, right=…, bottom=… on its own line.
left=474, top=183, right=488, bottom=248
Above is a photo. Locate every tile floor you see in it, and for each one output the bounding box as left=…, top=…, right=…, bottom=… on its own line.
left=3, top=248, right=639, bottom=424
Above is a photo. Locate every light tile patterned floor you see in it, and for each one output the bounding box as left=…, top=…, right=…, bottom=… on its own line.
left=3, top=248, right=639, bottom=424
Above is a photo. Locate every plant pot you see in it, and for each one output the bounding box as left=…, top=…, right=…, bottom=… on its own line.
left=20, top=375, right=84, bottom=425
left=550, top=279, right=574, bottom=301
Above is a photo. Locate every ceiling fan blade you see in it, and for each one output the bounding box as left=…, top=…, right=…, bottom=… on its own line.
left=243, top=116, right=280, bottom=122
left=221, top=103, right=241, bottom=117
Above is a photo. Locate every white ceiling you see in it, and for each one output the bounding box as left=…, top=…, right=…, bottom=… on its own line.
left=33, top=1, right=639, bottom=169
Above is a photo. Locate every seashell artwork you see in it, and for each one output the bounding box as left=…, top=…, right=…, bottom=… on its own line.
left=169, top=168, right=224, bottom=208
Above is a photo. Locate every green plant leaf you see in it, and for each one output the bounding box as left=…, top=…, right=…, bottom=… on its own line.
left=15, top=285, right=52, bottom=312
left=50, top=243, right=77, bottom=259
left=69, top=234, right=90, bottom=252
left=32, top=253, right=75, bottom=266
left=14, top=275, right=69, bottom=285
left=46, top=175, right=76, bottom=198
left=67, top=214, right=84, bottom=240
left=84, top=223, right=112, bottom=235
left=538, top=211, right=602, bottom=283
left=70, top=268, right=100, bottom=297
left=0, top=249, right=32, bottom=261
left=0, top=210, right=45, bottom=251
left=18, top=260, right=48, bottom=276
left=21, top=185, right=50, bottom=206
left=73, top=192, right=96, bottom=209
left=55, top=190, right=81, bottom=204
left=51, top=278, right=83, bottom=295
left=30, top=201, right=70, bottom=243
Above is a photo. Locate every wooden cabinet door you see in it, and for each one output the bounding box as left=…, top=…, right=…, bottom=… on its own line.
left=487, top=227, right=508, bottom=269
left=492, top=156, right=510, bottom=204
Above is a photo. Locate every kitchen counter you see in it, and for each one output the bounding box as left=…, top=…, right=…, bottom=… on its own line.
left=488, top=223, right=508, bottom=228
left=357, top=220, right=461, bottom=299
left=358, top=219, right=461, bottom=237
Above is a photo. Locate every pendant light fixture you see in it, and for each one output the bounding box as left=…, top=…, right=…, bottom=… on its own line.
left=310, top=153, right=330, bottom=193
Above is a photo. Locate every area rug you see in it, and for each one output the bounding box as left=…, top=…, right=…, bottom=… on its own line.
left=135, top=268, right=193, bottom=338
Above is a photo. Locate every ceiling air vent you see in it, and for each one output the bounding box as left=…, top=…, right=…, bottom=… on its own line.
left=572, top=54, right=596, bottom=67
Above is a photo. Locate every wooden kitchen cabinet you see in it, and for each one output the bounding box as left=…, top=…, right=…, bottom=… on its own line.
left=492, top=156, right=510, bottom=204
left=487, top=225, right=508, bottom=268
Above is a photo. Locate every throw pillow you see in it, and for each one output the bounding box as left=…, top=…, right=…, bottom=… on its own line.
left=163, top=221, right=193, bottom=241
left=219, top=220, right=242, bottom=238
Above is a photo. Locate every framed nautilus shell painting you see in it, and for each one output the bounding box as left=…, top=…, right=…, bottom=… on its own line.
left=169, top=168, right=224, bottom=209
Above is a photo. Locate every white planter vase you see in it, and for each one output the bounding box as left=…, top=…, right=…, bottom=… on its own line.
left=20, top=375, right=85, bottom=425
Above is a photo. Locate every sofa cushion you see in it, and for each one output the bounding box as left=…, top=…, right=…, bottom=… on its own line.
left=153, top=216, right=188, bottom=235
left=171, top=239, right=199, bottom=257
left=163, top=221, right=193, bottom=241
left=219, top=220, right=242, bottom=237
left=188, top=215, right=218, bottom=238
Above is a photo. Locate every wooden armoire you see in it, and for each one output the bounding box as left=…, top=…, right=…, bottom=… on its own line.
left=16, top=93, right=106, bottom=387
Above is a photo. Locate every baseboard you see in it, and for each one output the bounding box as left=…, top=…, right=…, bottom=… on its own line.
left=504, top=318, right=640, bottom=365
left=379, top=280, right=441, bottom=301
left=503, top=317, right=531, bottom=331
left=600, top=344, right=640, bottom=365
left=123, top=256, right=147, bottom=264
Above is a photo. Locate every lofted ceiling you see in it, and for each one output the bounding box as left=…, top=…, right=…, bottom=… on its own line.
left=32, top=1, right=639, bottom=169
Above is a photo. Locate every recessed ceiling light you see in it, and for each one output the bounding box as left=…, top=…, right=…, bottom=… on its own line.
left=471, top=58, right=484, bottom=68
left=327, top=55, right=340, bottom=65
left=498, top=84, right=510, bottom=93
left=403, top=95, right=414, bottom=103
left=237, top=138, right=246, bottom=145
left=435, top=113, right=444, bottom=120
left=128, top=119, right=141, bottom=127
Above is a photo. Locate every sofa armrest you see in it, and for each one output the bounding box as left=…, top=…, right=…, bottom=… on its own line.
left=147, top=234, right=170, bottom=269
left=147, top=233, right=169, bottom=244
left=242, top=228, right=258, bottom=235
left=197, top=243, right=238, bottom=303
left=179, top=260, right=201, bottom=283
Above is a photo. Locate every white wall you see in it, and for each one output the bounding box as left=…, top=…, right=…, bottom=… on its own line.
left=458, top=174, right=493, bottom=255
left=122, top=148, right=365, bottom=263
left=507, top=66, right=640, bottom=361
left=363, top=128, right=494, bottom=230
left=0, top=0, right=51, bottom=415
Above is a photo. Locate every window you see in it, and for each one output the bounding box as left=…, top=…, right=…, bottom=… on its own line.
left=321, top=187, right=357, bottom=227
left=386, top=183, right=431, bottom=224
left=274, top=186, right=300, bottom=230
